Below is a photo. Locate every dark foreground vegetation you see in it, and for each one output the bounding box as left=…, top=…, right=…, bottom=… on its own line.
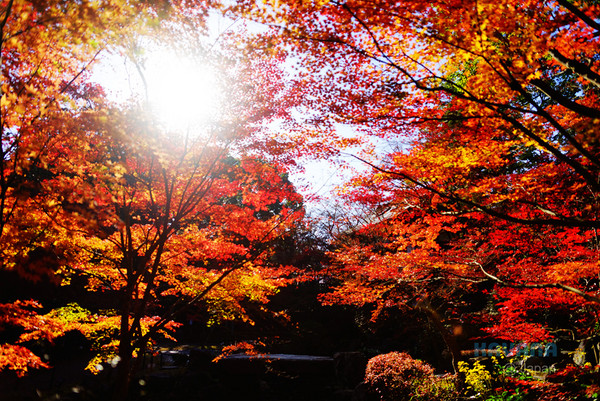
left=2, top=275, right=600, bottom=401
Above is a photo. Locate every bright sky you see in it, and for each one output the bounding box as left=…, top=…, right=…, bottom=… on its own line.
left=92, top=47, right=222, bottom=134
left=93, top=53, right=396, bottom=217
left=92, top=50, right=365, bottom=212
left=90, top=12, right=393, bottom=215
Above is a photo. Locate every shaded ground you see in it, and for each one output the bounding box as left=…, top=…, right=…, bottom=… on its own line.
left=0, top=349, right=369, bottom=401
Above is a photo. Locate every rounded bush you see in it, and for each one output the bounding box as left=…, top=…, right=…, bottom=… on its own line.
left=365, top=352, right=442, bottom=401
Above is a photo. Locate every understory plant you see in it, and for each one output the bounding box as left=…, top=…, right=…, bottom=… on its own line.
left=365, top=352, right=458, bottom=400
left=458, top=360, right=492, bottom=396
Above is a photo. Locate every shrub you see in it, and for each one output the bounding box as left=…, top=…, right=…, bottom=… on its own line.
left=458, top=359, right=492, bottom=395
left=365, top=351, right=457, bottom=401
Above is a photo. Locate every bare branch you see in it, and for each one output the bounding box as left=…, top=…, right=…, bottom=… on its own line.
left=474, top=261, right=600, bottom=303
left=348, top=153, right=600, bottom=229
left=550, top=48, right=600, bottom=89
left=531, top=78, right=600, bottom=119
left=0, top=0, right=14, bottom=35
left=554, top=0, right=600, bottom=33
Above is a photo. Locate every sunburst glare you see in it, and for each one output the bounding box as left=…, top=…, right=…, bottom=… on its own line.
left=143, top=48, right=222, bottom=134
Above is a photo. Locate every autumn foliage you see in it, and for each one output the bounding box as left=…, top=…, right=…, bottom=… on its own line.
left=365, top=352, right=456, bottom=401
left=1, top=1, right=306, bottom=394
left=229, top=0, right=600, bottom=367
left=4, top=0, right=600, bottom=398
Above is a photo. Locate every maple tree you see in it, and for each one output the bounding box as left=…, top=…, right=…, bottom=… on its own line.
left=0, top=0, right=151, bottom=376
left=1, top=1, right=307, bottom=398
left=230, top=0, right=600, bottom=363
left=4, top=0, right=600, bottom=397
left=51, top=107, right=304, bottom=398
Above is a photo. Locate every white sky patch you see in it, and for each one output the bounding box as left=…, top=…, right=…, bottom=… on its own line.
left=288, top=124, right=391, bottom=214
left=91, top=51, right=139, bottom=104
left=89, top=13, right=395, bottom=211
left=92, top=47, right=223, bottom=137
left=143, top=49, right=222, bottom=133
left=91, top=9, right=238, bottom=134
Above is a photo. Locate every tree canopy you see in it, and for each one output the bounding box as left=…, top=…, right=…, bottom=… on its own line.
left=1, top=1, right=305, bottom=396
left=3, top=0, right=600, bottom=398
left=228, top=0, right=600, bottom=362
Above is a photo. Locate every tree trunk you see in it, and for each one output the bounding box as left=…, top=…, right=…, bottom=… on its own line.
left=113, top=284, right=134, bottom=401
left=113, top=347, right=132, bottom=401
left=416, top=299, right=462, bottom=372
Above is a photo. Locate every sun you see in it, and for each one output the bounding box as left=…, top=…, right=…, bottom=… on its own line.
left=143, top=48, right=222, bottom=134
